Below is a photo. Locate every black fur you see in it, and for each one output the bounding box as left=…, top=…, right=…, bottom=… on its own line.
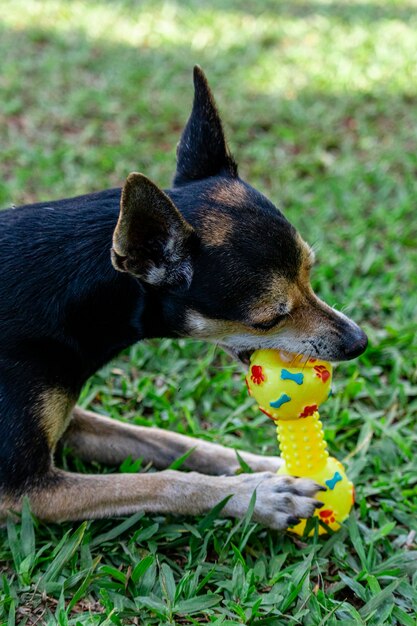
left=174, top=67, right=238, bottom=185
left=0, top=67, right=367, bottom=493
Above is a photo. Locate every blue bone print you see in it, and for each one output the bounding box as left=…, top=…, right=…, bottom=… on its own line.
left=281, top=369, right=304, bottom=385
left=270, top=393, right=291, bottom=409
left=325, top=471, right=342, bottom=490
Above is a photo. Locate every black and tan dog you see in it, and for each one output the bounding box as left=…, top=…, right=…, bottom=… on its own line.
left=0, top=68, right=367, bottom=529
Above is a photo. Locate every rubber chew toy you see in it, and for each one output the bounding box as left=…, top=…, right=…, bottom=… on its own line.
left=246, top=350, right=354, bottom=535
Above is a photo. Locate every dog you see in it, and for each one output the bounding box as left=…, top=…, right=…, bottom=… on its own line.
left=0, top=67, right=367, bottom=529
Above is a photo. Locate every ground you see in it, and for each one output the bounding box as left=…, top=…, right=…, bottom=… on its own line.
left=0, top=1, right=417, bottom=624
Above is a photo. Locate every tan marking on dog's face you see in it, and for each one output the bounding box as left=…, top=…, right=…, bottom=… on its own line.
left=185, top=233, right=318, bottom=340
left=244, top=235, right=316, bottom=328
left=185, top=309, right=248, bottom=338
left=200, top=210, right=234, bottom=246
left=207, top=180, right=251, bottom=206
left=185, top=305, right=297, bottom=339
left=185, top=224, right=364, bottom=361
left=248, top=276, right=293, bottom=326
left=295, top=234, right=316, bottom=283
left=38, top=389, right=76, bottom=450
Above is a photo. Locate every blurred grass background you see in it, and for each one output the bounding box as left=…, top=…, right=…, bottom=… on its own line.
left=1, top=1, right=417, bottom=624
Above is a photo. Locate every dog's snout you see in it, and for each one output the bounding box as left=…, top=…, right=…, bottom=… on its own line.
left=341, top=326, right=368, bottom=359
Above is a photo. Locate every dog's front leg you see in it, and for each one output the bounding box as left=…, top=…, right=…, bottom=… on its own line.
left=62, top=407, right=282, bottom=475
left=2, top=469, right=323, bottom=528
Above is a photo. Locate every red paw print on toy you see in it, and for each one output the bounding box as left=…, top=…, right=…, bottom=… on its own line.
left=319, top=509, right=336, bottom=524
left=299, top=404, right=318, bottom=418
left=314, top=365, right=330, bottom=383
left=250, top=365, right=265, bottom=385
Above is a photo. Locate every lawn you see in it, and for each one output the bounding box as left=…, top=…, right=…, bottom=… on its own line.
left=1, top=0, right=417, bottom=624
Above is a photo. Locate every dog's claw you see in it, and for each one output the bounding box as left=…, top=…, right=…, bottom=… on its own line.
left=223, top=472, right=329, bottom=530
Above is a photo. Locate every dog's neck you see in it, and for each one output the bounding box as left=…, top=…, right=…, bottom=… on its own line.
left=0, top=191, right=179, bottom=391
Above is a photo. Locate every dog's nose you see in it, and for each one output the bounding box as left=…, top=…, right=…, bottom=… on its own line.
left=342, top=327, right=368, bottom=359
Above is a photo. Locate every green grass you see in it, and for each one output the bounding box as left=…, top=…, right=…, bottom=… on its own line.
left=1, top=0, right=417, bottom=624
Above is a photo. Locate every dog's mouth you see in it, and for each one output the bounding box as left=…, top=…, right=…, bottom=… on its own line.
left=235, top=349, right=253, bottom=365
left=221, top=346, right=254, bottom=366
left=221, top=346, right=313, bottom=368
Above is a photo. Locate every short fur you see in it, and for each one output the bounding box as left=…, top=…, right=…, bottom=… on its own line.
left=0, top=67, right=367, bottom=528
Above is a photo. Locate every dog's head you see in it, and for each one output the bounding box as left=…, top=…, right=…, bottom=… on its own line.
left=111, top=67, right=367, bottom=363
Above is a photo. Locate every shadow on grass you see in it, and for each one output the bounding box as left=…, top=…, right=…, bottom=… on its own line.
left=1, top=15, right=416, bottom=208
left=88, top=0, right=417, bottom=23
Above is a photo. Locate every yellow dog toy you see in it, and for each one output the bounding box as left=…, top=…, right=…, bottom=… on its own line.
left=246, top=350, right=354, bottom=535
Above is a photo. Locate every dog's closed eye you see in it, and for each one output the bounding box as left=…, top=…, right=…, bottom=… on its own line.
left=250, top=314, right=287, bottom=331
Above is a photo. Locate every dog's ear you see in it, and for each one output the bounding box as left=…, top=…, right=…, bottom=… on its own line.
left=112, top=173, right=195, bottom=287
left=173, top=66, right=238, bottom=186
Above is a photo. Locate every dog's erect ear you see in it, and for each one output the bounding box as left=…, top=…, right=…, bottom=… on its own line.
left=173, top=66, right=238, bottom=186
left=112, top=173, right=195, bottom=287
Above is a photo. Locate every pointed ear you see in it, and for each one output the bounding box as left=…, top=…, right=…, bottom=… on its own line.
left=173, top=66, right=238, bottom=186
left=112, top=173, right=195, bottom=287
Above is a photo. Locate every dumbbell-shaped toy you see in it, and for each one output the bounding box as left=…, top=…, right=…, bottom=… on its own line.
left=246, top=350, right=354, bottom=535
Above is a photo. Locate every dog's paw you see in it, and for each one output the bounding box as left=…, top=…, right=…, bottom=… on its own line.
left=223, top=472, right=325, bottom=530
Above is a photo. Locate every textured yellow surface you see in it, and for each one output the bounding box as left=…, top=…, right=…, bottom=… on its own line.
left=277, top=425, right=354, bottom=535
left=246, top=350, right=332, bottom=420
left=246, top=349, right=354, bottom=535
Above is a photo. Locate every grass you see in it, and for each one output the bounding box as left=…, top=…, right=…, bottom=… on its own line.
left=1, top=0, right=417, bottom=623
